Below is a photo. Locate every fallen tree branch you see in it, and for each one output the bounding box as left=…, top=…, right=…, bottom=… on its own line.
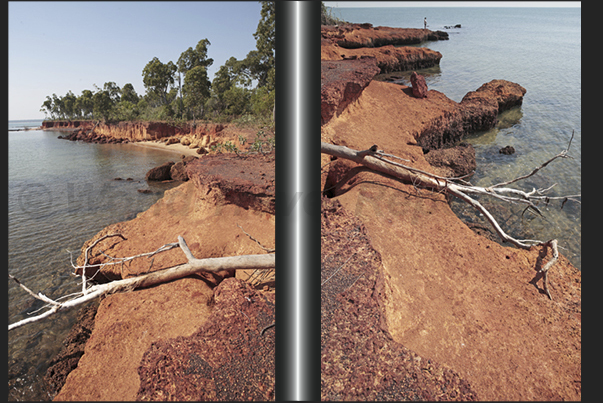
left=320, top=140, right=580, bottom=249
left=539, top=239, right=558, bottom=300
left=9, top=235, right=275, bottom=331
left=236, top=224, right=276, bottom=287
left=321, top=135, right=580, bottom=299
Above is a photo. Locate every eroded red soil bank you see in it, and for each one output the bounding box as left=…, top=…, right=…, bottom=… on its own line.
left=49, top=153, right=276, bottom=401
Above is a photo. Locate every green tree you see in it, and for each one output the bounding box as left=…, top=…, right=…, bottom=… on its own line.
left=142, top=57, right=177, bottom=106
left=250, top=86, right=275, bottom=117
left=222, top=85, right=251, bottom=116
left=92, top=89, right=114, bottom=121
left=62, top=90, right=78, bottom=119
left=103, top=82, right=121, bottom=104
left=247, top=1, right=275, bottom=91
left=177, top=39, right=213, bottom=73
left=120, top=83, right=140, bottom=104
left=40, top=96, right=54, bottom=119
left=115, top=100, right=139, bottom=121
left=210, top=57, right=249, bottom=116
left=76, top=89, right=94, bottom=118
left=177, top=39, right=213, bottom=119
left=238, top=1, right=275, bottom=120
left=182, top=65, right=211, bottom=121
left=51, top=93, right=64, bottom=119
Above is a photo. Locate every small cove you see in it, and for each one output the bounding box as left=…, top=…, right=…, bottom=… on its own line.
left=8, top=126, right=185, bottom=400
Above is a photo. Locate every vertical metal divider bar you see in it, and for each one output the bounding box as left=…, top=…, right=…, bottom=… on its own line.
left=275, top=1, right=321, bottom=401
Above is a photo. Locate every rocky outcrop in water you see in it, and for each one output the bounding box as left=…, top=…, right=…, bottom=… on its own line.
left=499, top=145, right=516, bottom=155
left=145, top=161, right=175, bottom=181
left=320, top=58, right=526, bottom=152
left=321, top=23, right=448, bottom=48
left=321, top=24, right=444, bottom=74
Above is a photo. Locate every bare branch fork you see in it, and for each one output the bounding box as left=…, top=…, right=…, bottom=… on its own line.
left=9, top=235, right=275, bottom=331
left=320, top=133, right=579, bottom=299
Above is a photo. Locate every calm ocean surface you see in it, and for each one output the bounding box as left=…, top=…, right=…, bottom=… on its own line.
left=330, top=6, right=581, bottom=268
left=8, top=121, right=185, bottom=400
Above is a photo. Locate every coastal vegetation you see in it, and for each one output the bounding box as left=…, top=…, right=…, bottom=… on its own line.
left=40, top=1, right=275, bottom=126
left=321, top=1, right=347, bottom=26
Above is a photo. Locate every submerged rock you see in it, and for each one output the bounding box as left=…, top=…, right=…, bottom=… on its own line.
left=424, top=142, right=476, bottom=177
left=499, top=145, right=516, bottom=155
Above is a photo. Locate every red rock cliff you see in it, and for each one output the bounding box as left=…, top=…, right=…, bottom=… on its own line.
left=43, top=120, right=226, bottom=143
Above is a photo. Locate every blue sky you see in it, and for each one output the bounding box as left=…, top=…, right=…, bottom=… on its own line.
left=9, top=1, right=263, bottom=120
left=324, top=1, right=580, bottom=7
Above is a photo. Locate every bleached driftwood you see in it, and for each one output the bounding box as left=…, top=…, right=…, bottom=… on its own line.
left=9, top=235, right=275, bottom=331
left=320, top=133, right=580, bottom=299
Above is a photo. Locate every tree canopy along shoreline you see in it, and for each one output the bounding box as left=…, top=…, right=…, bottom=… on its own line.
left=40, top=1, right=275, bottom=126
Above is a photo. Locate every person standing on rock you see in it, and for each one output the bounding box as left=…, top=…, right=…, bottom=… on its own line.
left=424, top=17, right=427, bottom=30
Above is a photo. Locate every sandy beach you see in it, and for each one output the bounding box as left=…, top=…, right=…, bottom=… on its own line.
left=129, top=140, right=202, bottom=158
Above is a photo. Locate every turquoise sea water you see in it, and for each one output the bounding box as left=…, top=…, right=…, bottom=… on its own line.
left=8, top=125, right=185, bottom=400
left=330, top=6, right=581, bottom=268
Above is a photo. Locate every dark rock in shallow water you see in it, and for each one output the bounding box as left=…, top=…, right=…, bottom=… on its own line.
left=499, top=145, right=516, bottom=155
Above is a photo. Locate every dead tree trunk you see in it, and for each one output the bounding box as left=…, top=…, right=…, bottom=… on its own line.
left=9, top=236, right=275, bottom=331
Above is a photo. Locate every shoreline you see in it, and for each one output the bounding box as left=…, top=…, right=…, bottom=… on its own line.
left=128, top=139, right=202, bottom=158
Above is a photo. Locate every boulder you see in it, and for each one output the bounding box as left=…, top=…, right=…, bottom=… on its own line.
left=169, top=161, right=189, bottom=181
left=410, top=71, right=428, bottom=98
left=145, top=161, right=174, bottom=181
left=461, top=80, right=527, bottom=112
